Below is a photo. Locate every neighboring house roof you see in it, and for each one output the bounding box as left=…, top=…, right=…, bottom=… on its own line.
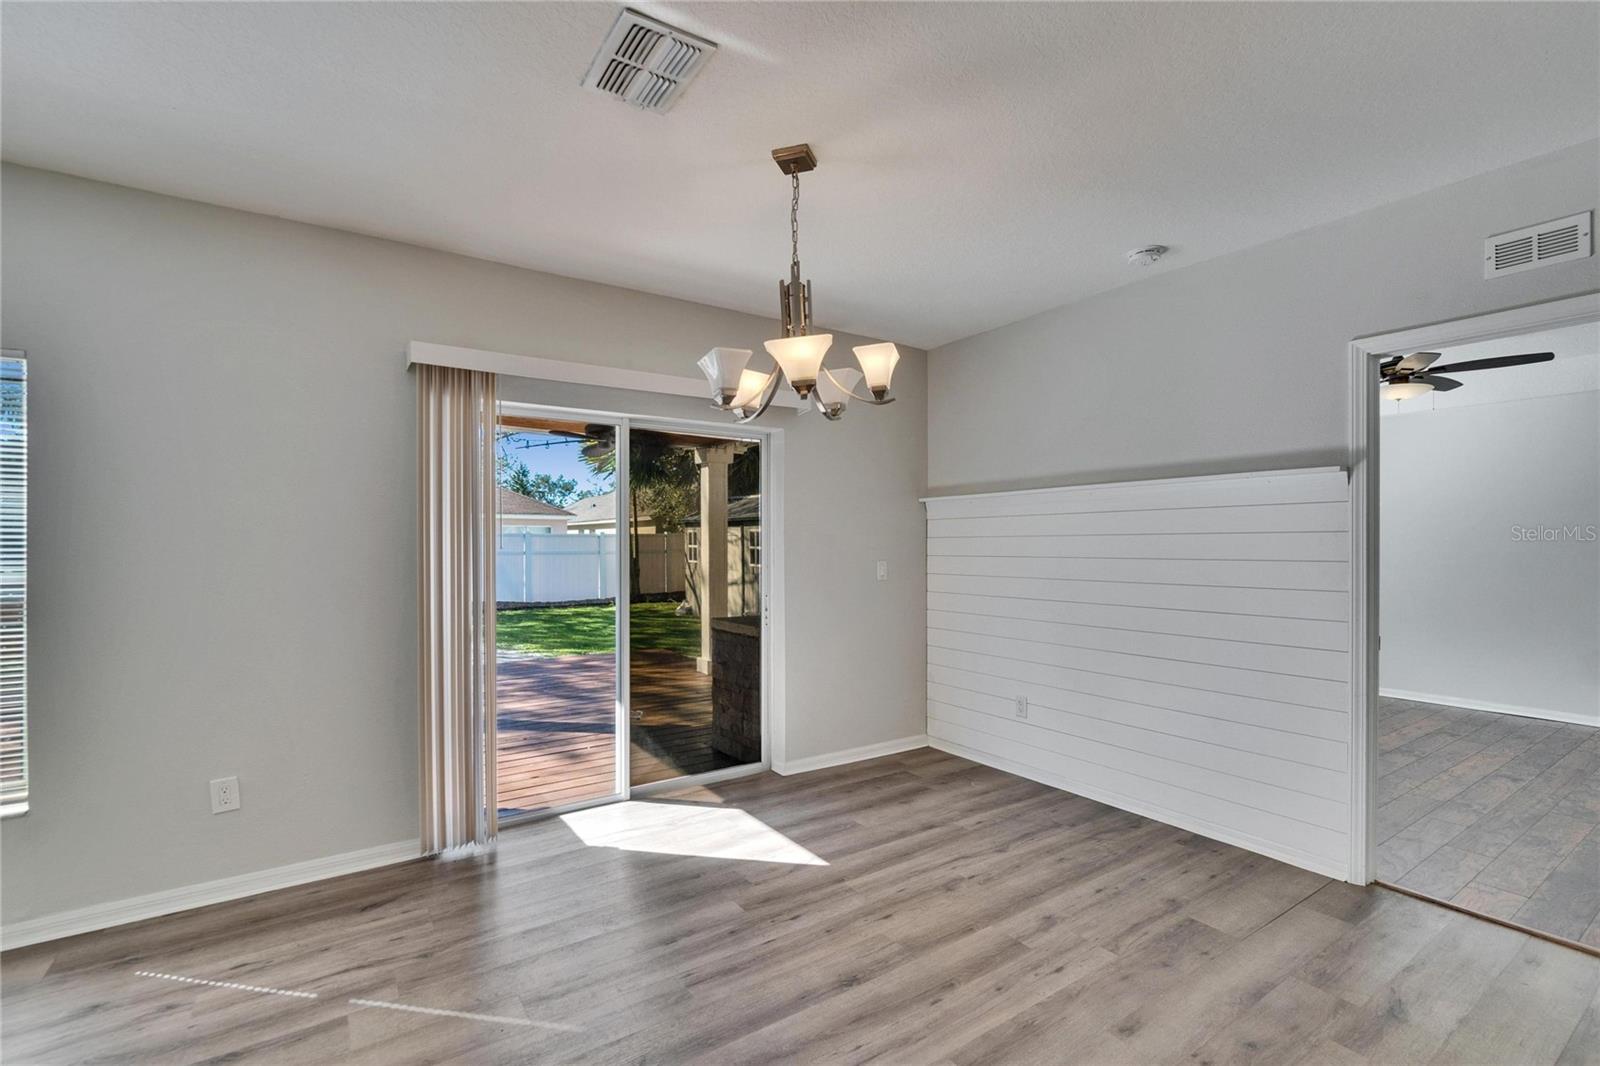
left=684, top=495, right=761, bottom=527
left=567, top=491, right=653, bottom=527
left=497, top=487, right=573, bottom=517
left=565, top=493, right=614, bottom=525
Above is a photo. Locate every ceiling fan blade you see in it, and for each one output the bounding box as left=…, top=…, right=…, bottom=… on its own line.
left=1395, top=351, right=1440, bottom=372
left=1427, top=352, right=1554, bottom=374
left=1380, top=355, right=1403, bottom=372
left=1417, top=375, right=1463, bottom=392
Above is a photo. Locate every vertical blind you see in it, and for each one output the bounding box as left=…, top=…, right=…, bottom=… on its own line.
left=0, top=353, right=25, bottom=814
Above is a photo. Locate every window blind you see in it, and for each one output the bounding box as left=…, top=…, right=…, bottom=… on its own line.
left=1, top=353, right=26, bottom=815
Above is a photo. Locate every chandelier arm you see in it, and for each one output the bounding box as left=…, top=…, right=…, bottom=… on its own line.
left=819, top=366, right=897, bottom=406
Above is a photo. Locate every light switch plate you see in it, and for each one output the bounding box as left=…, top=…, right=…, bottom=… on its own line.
left=876, top=561, right=888, bottom=581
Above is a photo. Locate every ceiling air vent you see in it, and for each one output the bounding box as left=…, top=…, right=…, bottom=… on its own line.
left=582, top=9, right=716, bottom=113
left=1484, top=211, right=1592, bottom=278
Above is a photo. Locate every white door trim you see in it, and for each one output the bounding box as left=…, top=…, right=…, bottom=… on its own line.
left=1345, top=290, right=1600, bottom=885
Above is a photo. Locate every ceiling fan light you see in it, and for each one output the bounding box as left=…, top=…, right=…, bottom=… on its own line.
left=853, top=342, right=900, bottom=398
left=764, top=333, right=833, bottom=396
left=1381, top=379, right=1434, bottom=401
left=697, top=347, right=752, bottom=404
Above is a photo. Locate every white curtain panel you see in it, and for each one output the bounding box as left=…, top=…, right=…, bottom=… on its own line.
left=417, top=364, right=498, bottom=854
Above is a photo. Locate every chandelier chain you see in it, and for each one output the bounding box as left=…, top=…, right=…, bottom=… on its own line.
left=790, top=172, right=801, bottom=269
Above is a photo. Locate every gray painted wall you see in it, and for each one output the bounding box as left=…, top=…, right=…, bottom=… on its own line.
left=0, top=164, right=927, bottom=924
left=928, top=141, right=1600, bottom=494
left=1380, top=391, right=1599, bottom=723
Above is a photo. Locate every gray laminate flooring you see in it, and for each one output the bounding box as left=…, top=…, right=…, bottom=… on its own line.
left=4, top=748, right=1598, bottom=1064
left=1376, top=696, right=1600, bottom=946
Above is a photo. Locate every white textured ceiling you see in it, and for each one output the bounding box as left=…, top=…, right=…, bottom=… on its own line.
left=3, top=2, right=1597, bottom=349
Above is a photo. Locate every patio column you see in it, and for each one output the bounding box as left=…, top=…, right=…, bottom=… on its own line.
left=693, top=443, right=736, bottom=674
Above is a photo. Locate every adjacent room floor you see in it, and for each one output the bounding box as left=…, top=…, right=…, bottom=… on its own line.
left=4, top=750, right=1597, bottom=1064
left=1375, top=697, right=1600, bottom=945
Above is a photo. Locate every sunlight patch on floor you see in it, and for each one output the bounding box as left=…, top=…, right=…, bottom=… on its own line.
left=560, top=801, right=827, bottom=865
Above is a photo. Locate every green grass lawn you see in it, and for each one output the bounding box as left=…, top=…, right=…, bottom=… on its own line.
left=496, top=601, right=700, bottom=658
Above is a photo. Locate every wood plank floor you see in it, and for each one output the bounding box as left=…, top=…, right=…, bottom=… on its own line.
left=4, top=750, right=1598, bottom=1065
left=1375, top=697, right=1600, bottom=946
left=495, top=650, right=740, bottom=816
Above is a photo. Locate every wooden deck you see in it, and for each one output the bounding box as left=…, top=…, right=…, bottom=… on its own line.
left=495, top=649, right=743, bottom=815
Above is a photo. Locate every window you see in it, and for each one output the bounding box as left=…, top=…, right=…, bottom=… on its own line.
left=0, top=352, right=25, bottom=817
left=685, top=527, right=699, bottom=564
left=746, top=528, right=761, bottom=569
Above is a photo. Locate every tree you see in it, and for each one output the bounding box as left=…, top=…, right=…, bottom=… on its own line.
left=579, top=431, right=700, bottom=595
left=504, top=464, right=587, bottom=509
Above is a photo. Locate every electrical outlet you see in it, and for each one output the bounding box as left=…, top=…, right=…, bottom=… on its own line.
left=1014, top=696, right=1028, bottom=720
left=209, top=776, right=241, bottom=814
left=876, top=560, right=888, bottom=581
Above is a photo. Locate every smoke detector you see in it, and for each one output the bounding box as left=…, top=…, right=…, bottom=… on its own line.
left=1126, top=245, right=1168, bottom=267
left=582, top=8, right=717, bottom=113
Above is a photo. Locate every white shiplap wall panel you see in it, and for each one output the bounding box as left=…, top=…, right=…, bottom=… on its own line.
left=926, top=649, right=1349, bottom=740
left=928, top=555, right=1349, bottom=591
left=926, top=575, right=1349, bottom=623
left=924, top=468, right=1353, bottom=879
left=927, top=610, right=1347, bottom=680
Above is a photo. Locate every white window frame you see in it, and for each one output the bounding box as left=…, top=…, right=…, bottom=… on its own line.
left=1, top=349, right=27, bottom=819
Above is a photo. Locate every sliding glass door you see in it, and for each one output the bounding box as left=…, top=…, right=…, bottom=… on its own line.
left=492, top=407, right=769, bottom=821
left=493, top=413, right=624, bottom=819
left=626, top=426, right=764, bottom=787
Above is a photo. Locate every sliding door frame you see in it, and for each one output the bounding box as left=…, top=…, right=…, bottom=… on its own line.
left=495, top=399, right=784, bottom=820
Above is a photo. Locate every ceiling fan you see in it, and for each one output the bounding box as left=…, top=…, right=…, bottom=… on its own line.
left=1378, top=349, right=1554, bottom=401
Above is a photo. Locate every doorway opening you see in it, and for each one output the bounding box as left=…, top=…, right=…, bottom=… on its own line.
left=1356, top=300, right=1599, bottom=951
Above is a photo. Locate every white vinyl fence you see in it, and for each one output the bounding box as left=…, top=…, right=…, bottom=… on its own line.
left=497, top=531, right=685, bottom=605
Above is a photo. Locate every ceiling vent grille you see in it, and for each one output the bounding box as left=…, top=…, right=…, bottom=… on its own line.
left=582, top=9, right=716, bottom=113
left=1484, top=212, right=1591, bottom=278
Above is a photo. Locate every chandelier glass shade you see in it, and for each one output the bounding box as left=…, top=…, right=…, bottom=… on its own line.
left=697, top=143, right=899, bottom=423
left=763, top=333, right=833, bottom=396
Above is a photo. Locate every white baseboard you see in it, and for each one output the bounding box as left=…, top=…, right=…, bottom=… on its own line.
left=1380, top=688, right=1599, bottom=728
left=773, top=734, right=929, bottom=776
left=927, top=737, right=1350, bottom=883
left=1, top=839, right=420, bottom=951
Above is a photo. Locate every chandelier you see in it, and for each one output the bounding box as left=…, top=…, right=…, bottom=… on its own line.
left=697, top=144, right=900, bottom=423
